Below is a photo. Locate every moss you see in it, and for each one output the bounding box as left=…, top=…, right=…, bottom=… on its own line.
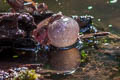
left=80, top=50, right=88, bottom=63
left=13, top=70, right=41, bottom=80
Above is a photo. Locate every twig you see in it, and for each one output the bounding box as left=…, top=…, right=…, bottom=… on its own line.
left=80, top=32, right=110, bottom=39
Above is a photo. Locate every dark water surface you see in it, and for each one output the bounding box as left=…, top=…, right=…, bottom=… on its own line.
left=37, top=0, right=120, bottom=34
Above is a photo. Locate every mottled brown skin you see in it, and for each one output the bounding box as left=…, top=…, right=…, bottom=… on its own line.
left=33, top=17, right=51, bottom=45
left=49, top=48, right=80, bottom=71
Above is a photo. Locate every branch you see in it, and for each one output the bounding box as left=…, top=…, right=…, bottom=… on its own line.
left=80, top=32, right=110, bottom=39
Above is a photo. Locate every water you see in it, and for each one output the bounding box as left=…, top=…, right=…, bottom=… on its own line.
left=0, top=0, right=120, bottom=80
left=36, top=0, right=120, bottom=34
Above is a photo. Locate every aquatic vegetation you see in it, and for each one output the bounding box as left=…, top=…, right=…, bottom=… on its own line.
left=13, top=70, right=41, bottom=80
left=80, top=50, right=88, bottom=63
left=13, top=55, right=19, bottom=58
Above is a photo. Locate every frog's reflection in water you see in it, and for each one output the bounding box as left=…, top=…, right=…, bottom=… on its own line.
left=48, top=48, right=80, bottom=74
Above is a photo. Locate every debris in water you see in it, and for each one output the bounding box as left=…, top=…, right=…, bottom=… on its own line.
left=109, top=0, right=118, bottom=3
left=104, top=43, right=109, bottom=46
left=88, top=6, right=93, bottom=10
left=97, top=19, right=101, bottom=22
left=58, top=2, right=61, bottom=6
left=108, top=24, right=113, bottom=27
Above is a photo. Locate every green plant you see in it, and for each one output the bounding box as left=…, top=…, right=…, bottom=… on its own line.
left=80, top=50, right=88, bottom=62
left=13, top=70, right=41, bottom=80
